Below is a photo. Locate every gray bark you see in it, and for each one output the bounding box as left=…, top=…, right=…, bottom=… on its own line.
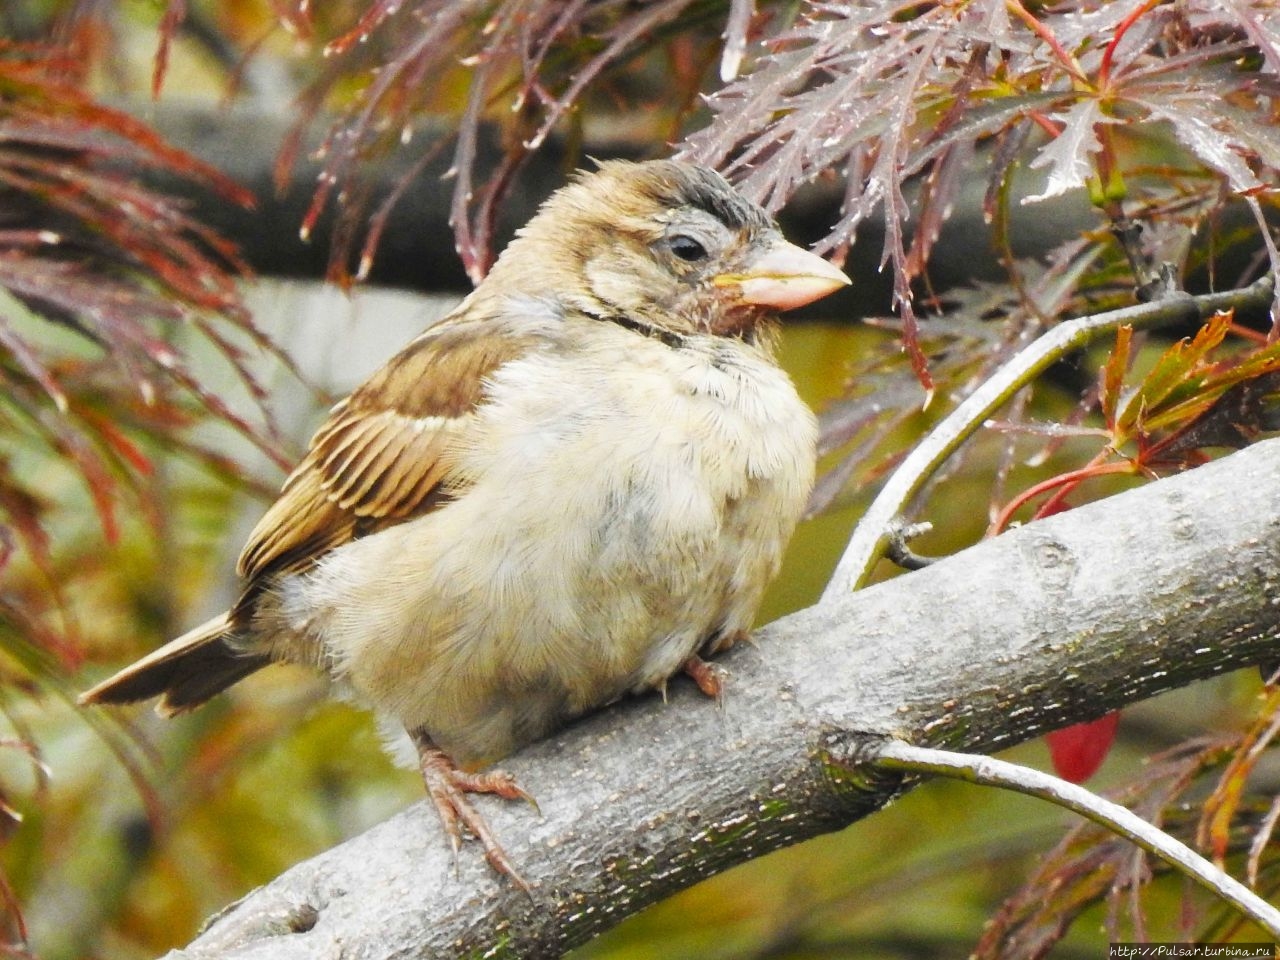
left=165, top=436, right=1280, bottom=959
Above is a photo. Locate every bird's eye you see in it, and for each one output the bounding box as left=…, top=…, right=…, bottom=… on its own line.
left=668, top=235, right=708, bottom=262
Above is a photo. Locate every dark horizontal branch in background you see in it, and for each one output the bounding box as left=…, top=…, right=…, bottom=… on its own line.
left=166, top=437, right=1280, bottom=959
left=136, top=103, right=549, bottom=293
left=126, top=101, right=1117, bottom=316
left=134, top=102, right=1273, bottom=322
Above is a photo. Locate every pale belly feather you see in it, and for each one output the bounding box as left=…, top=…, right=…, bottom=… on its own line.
left=281, top=328, right=815, bottom=764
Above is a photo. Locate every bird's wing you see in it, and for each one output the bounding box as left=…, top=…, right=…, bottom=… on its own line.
left=236, top=317, right=537, bottom=583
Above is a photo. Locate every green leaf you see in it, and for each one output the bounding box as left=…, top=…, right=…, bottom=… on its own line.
left=1115, top=311, right=1233, bottom=435
left=1100, top=324, right=1132, bottom=432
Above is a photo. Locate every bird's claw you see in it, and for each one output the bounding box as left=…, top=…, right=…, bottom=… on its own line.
left=682, top=654, right=726, bottom=702
left=415, top=739, right=534, bottom=891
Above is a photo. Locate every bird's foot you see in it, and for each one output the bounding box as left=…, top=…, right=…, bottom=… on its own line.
left=706, top=628, right=751, bottom=656
left=682, top=654, right=726, bottom=701
left=413, top=735, right=536, bottom=890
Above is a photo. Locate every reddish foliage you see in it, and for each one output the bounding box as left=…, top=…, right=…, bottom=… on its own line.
left=278, top=0, right=715, bottom=284
left=683, top=0, right=1280, bottom=389
left=0, top=37, right=289, bottom=682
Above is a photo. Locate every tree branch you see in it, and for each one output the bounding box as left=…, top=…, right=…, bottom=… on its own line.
left=166, top=436, right=1280, bottom=959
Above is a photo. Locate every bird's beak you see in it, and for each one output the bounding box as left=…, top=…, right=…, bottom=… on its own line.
left=714, top=241, right=851, bottom=311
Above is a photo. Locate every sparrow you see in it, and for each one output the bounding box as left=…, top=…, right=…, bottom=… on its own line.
left=80, top=159, right=850, bottom=884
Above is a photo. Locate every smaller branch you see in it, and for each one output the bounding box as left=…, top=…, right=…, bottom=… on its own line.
left=1110, top=216, right=1151, bottom=291
left=1108, top=214, right=1180, bottom=303
left=873, top=741, right=1280, bottom=940
left=822, top=274, right=1276, bottom=599
left=1248, top=794, right=1280, bottom=887
left=882, top=519, right=935, bottom=571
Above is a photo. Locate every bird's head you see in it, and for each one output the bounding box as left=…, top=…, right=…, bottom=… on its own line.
left=485, top=160, right=850, bottom=341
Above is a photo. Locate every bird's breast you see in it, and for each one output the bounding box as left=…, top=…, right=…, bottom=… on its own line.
left=292, top=325, right=816, bottom=763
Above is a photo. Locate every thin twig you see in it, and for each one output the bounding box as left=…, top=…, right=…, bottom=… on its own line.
left=821, top=274, right=1277, bottom=599
left=882, top=519, right=935, bottom=571
left=873, top=740, right=1280, bottom=939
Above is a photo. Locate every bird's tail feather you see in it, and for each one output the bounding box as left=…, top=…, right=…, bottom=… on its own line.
left=78, top=613, right=269, bottom=717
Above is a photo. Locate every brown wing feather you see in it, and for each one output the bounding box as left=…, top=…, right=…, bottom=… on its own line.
left=236, top=318, right=536, bottom=584
left=236, top=470, right=357, bottom=580
left=80, top=319, right=532, bottom=714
